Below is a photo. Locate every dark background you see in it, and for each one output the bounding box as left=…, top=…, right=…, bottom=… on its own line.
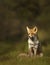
left=0, top=0, right=50, bottom=43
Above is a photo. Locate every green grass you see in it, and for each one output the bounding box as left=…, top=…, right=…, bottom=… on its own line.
left=0, top=41, right=50, bottom=65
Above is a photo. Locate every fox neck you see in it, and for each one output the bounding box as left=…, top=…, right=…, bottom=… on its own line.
left=28, top=34, right=38, bottom=41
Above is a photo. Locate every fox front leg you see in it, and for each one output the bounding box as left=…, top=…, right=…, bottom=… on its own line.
left=28, top=48, right=33, bottom=57
left=33, top=48, right=37, bottom=56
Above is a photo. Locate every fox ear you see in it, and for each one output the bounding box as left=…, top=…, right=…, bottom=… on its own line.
left=33, top=26, right=38, bottom=34
left=26, top=26, right=30, bottom=33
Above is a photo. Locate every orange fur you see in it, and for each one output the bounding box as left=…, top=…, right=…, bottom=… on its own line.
left=26, top=26, right=38, bottom=37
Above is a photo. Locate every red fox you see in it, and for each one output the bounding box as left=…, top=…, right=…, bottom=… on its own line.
left=17, top=26, right=43, bottom=57
left=26, top=26, right=43, bottom=57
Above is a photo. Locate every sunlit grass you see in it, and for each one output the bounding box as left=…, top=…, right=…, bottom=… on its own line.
left=0, top=41, right=50, bottom=65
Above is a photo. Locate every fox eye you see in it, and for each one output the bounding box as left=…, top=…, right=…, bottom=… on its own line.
left=31, top=33, right=34, bottom=35
left=28, top=33, right=30, bottom=35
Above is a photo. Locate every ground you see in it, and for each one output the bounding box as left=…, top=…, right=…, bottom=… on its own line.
left=0, top=41, right=50, bottom=65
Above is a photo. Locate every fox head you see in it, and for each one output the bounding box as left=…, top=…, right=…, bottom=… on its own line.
left=26, top=26, right=38, bottom=37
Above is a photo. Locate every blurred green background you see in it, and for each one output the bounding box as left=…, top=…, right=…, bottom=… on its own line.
left=0, top=0, right=50, bottom=65
left=0, top=0, right=50, bottom=42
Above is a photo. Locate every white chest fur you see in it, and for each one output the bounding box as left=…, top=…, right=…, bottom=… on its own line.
left=28, top=38, right=39, bottom=49
left=28, top=38, right=34, bottom=49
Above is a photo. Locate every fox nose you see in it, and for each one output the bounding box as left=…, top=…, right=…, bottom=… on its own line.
left=28, top=34, right=33, bottom=37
